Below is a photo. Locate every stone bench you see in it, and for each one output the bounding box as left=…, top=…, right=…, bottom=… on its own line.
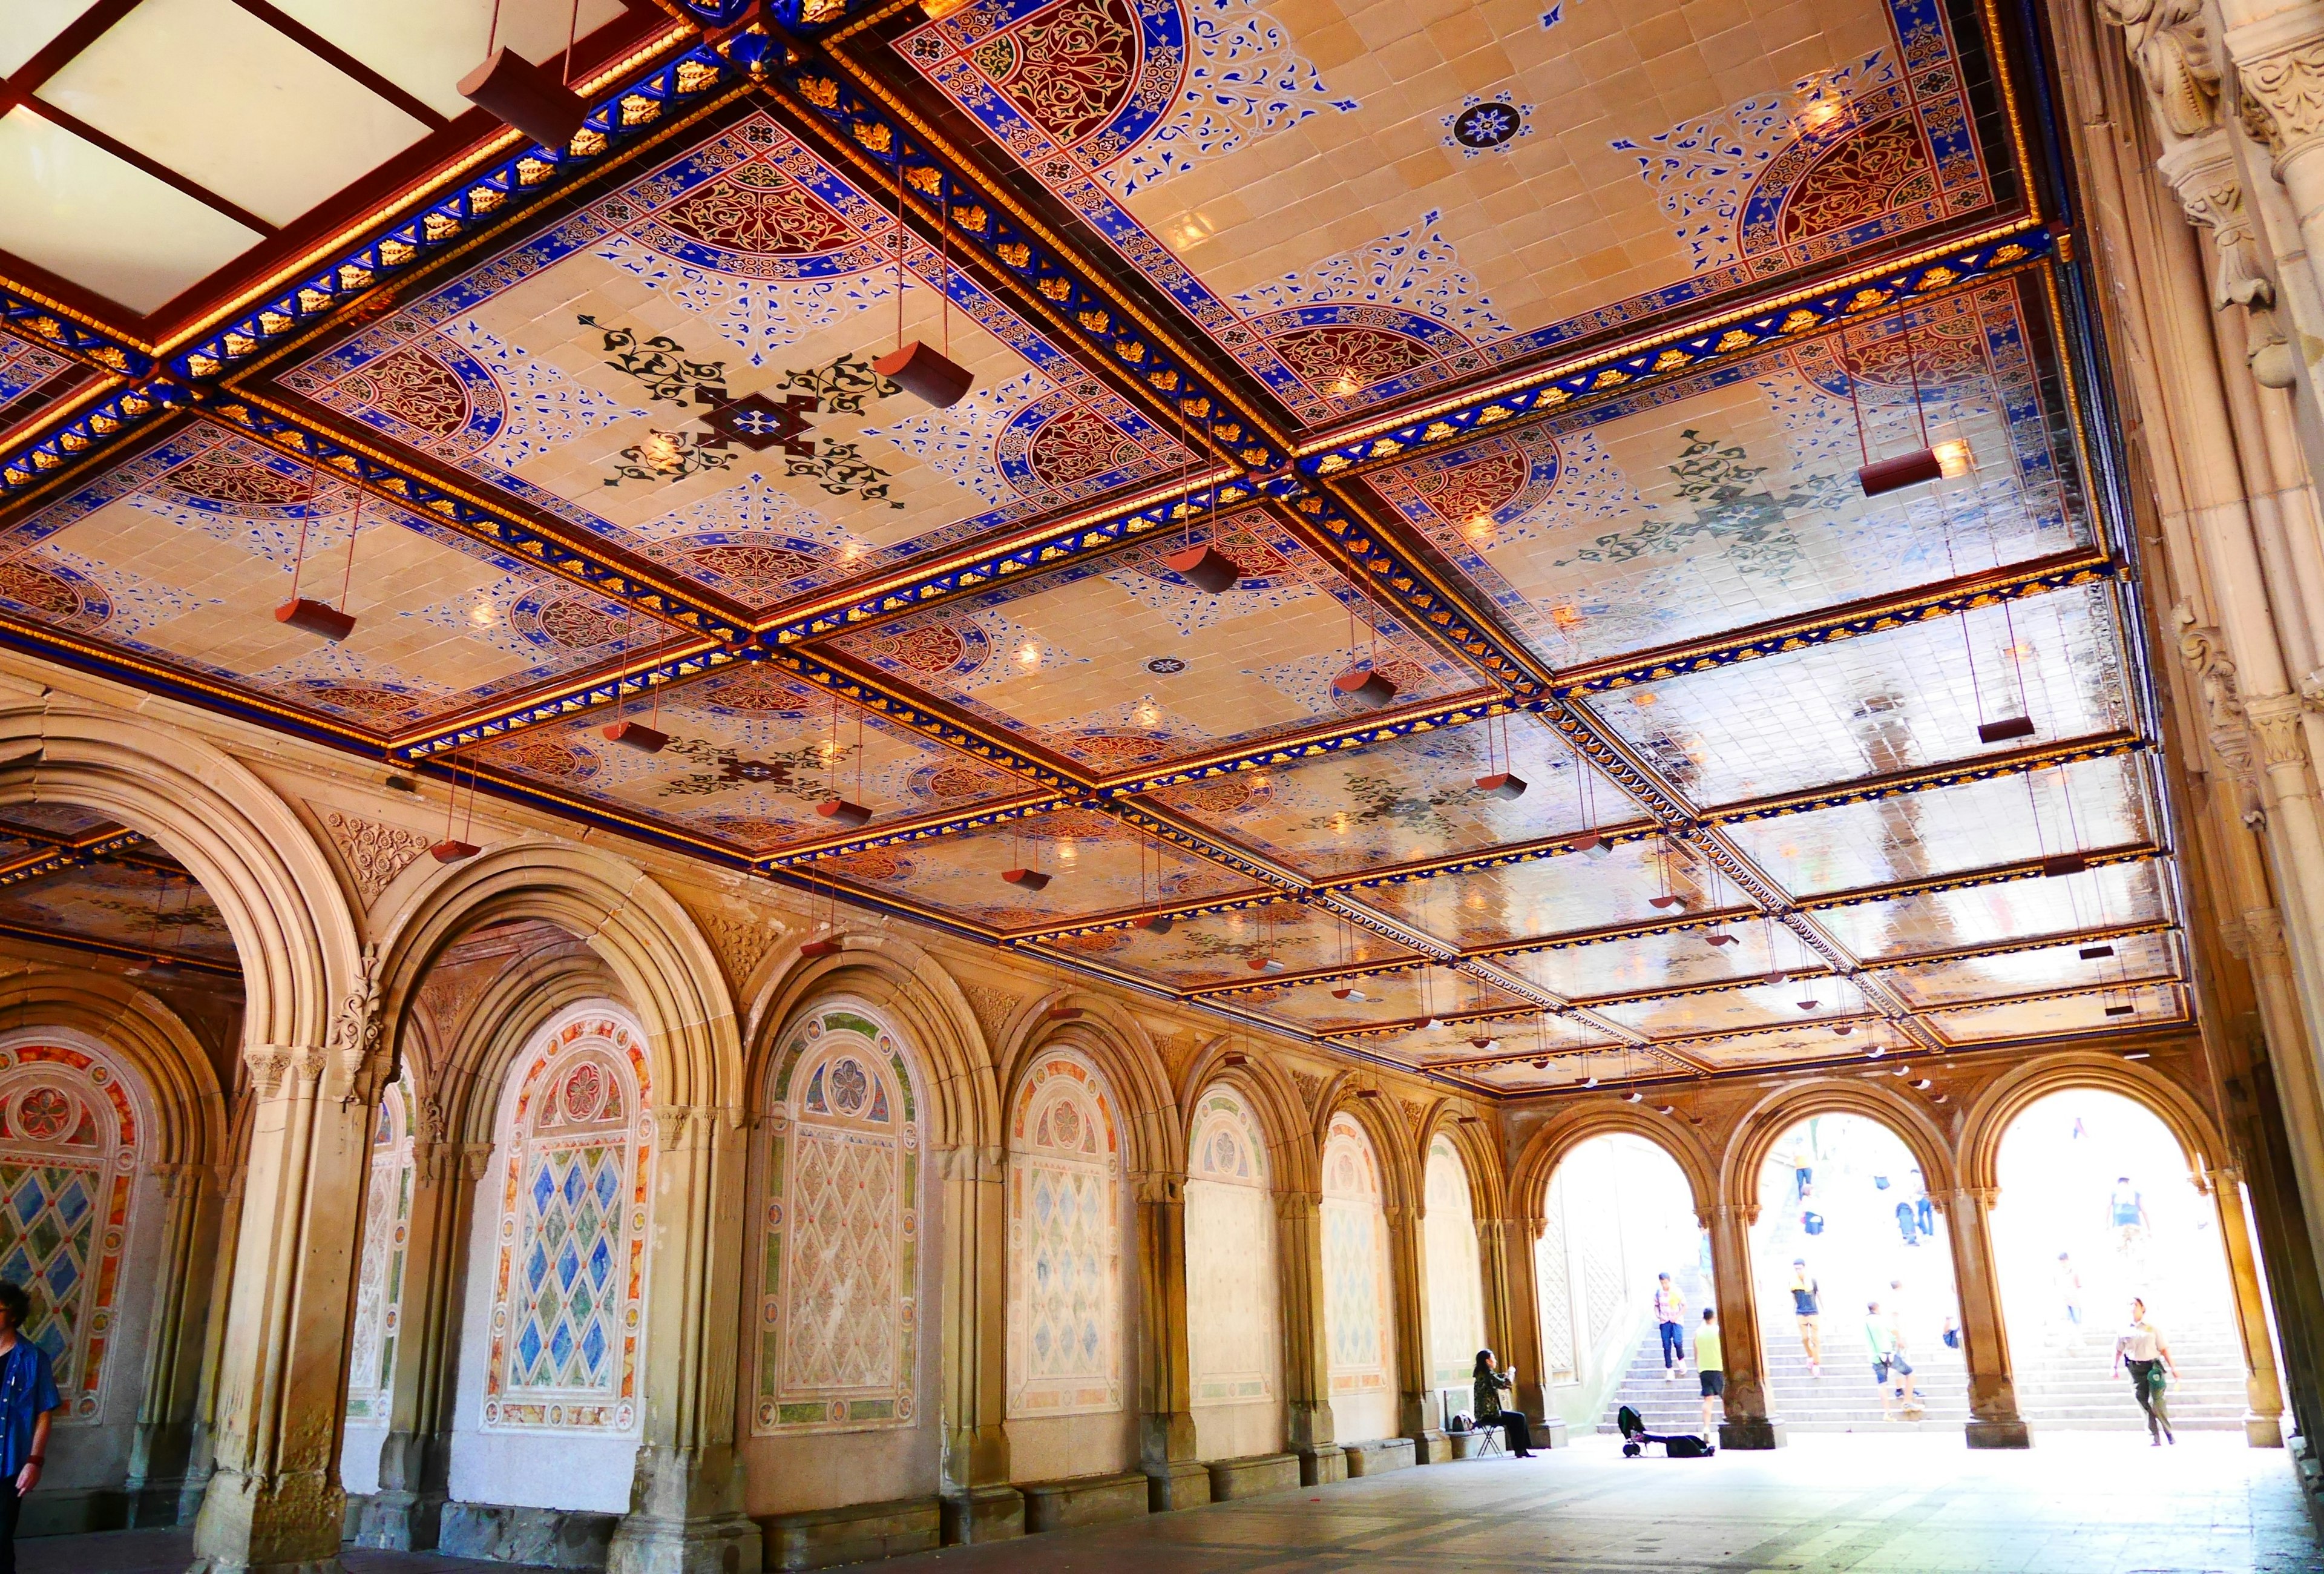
left=1205, top=1452, right=1302, bottom=1501
left=760, top=1495, right=941, bottom=1571
left=1342, top=1437, right=1416, bottom=1477
left=1019, top=1470, right=1152, bottom=1533
left=438, top=1502, right=621, bottom=1569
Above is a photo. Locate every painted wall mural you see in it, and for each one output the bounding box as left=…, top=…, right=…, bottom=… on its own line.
left=346, top=1080, right=416, bottom=1428
left=483, top=1010, right=652, bottom=1434
left=1005, top=1049, right=1124, bottom=1418
left=756, top=1004, right=921, bottom=1435
left=0, top=1041, right=142, bottom=1423
left=1423, top=1136, right=1484, bottom=1388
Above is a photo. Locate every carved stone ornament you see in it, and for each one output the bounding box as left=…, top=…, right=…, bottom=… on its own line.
left=2247, top=905, right=2290, bottom=960
left=327, top=941, right=387, bottom=1104
left=2239, top=39, right=2324, bottom=166
left=959, top=982, right=1020, bottom=1047
left=2245, top=691, right=2311, bottom=770
left=320, top=809, right=434, bottom=907
left=2099, top=0, right=2221, bottom=137
left=691, top=905, right=786, bottom=996
left=2173, top=600, right=2259, bottom=783
left=2158, top=133, right=2277, bottom=311
left=1288, top=1068, right=1327, bottom=1113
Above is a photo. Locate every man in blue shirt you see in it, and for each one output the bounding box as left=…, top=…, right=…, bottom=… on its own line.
left=0, top=1282, right=61, bottom=1574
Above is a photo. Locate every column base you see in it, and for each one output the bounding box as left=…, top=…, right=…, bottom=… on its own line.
left=1717, top=1417, right=1787, bottom=1451
left=1293, top=1445, right=1345, bottom=1486
left=605, top=1508, right=761, bottom=1574
left=938, top=1484, right=1023, bottom=1546
left=187, top=1467, right=347, bottom=1574
left=1144, top=1460, right=1212, bottom=1511
left=353, top=1489, right=447, bottom=1550
left=1411, top=1428, right=1450, bottom=1465
left=1965, top=1419, right=2031, bottom=1450
left=1534, top=1415, right=1569, bottom=1450
left=2246, top=1412, right=2287, bottom=1449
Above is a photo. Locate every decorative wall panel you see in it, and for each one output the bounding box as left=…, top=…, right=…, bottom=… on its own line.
left=1005, top=1048, right=1124, bottom=1418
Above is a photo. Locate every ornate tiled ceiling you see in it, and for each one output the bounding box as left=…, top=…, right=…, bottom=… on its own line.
left=0, top=0, right=2185, bottom=1095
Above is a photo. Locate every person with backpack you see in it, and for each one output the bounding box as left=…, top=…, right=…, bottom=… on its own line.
left=2113, top=1299, right=2178, bottom=1445
left=1790, top=1259, right=1822, bottom=1377
left=1865, top=1299, right=1918, bottom=1420
left=1694, top=1306, right=1725, bottom=1434
left=1654, top=1272, right=1686, bottom=1379
left=1471, top=1349, right=1537, bottom=1458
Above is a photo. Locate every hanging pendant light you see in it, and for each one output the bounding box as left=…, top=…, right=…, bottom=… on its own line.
left=817, top=799, right=872, bottom=829
left=1977, top=714, right=2037, bottom=744
left=1472, top=713, right=1527, bottom=799
left=2079, top=943, right=2115, bottom=960
left=1334, top=667, right=1397, bottom=710
left=1133, top=912, right=1175, bottom=934
left=278, top=599, right=355, bottom=641
left=1000, top=866, right=1050, bottom=892
left=1165, top=543, right=1241, bottom=594
left=460, top=0, right=589, bottom=148
left=276, top=459, right=363, bottom=641
left=813, top=694, right=872, bottom=827
left=873, top=160, right=974, bottom=407
left=603, top=720, right=668, bottom=753
left=432, top=757, right=481, bottom=862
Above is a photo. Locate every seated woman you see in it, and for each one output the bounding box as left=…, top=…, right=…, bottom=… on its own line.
left=1471, top=1349, right=1538, bottom=1458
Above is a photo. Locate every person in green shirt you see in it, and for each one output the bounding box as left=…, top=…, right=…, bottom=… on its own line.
left=1693, top=1306, right=1724, bottom=1434
left=1865, top=1300, right=1917, bottom=1420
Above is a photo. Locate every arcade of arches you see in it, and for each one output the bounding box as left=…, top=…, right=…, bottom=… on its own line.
left=5, top=0, right=2324, bottom=1570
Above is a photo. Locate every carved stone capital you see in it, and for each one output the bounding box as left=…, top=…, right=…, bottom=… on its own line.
left=326, top=942, right=387, bottom=1106
left=2236, top=31, right=2324, bottom=169
left=2158, top=131, right=2277, bottom=310
left=241, top=1042, right=325, bottom=1101
left=2245, top=691, right=2309, bottom=769
left=2172, top=601, right=2259, bottom=783
left=461, top=1141, right=497, bottom=1182
left=2246, top=904, right=2291, bottom=960
left=2101, top=0, right=2221, bottom=136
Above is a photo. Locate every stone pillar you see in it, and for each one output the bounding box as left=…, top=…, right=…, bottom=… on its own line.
left=1940, top=1188, right=2031, bottom=1449
left=1275, top=1190, right=1342, bottom=1484
left=188, top=1038, right=379, bottom=1574
left=2211, top=1168, right=2292, bottom=1446
left=1384, top=1202, right=1447, bottom=1463
left=125, top=1161, right=226, bottom=1523
left=1479, top=1213, right=1563, bottom=1446
left=1701, top=1204, right=1784, bottom=1449
left=932, top=1141, right=1019, bottom=1545
left=607, top=1107, right=763, bottom=1574
left=354, top=1134, right=488, bottom=1551
left=179, top=1161, right=247, bottom=1526
left=1132, top=1168, right=1207, bottom=1509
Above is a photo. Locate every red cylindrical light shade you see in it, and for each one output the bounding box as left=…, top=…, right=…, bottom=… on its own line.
left=603, top=720, right=669, bottom=754
left=1857, top=448, right=1945, bottom=496
left=277, top=598, right=355, bottom=642
left=816, top=798, right=872, bottom=829
left=875, top=342, right=974, bottom=407
left=1163, top=544, right=1241, bottom=594
left=431, top=838, right=479, bottom=864
left=1001, top=867, right=1051, bottom=891
left=1474, top=772, right=1527, bottom=800
left=1333, top=667, right=1397, bottom=710
left=458, top=48, right=589, bottom=149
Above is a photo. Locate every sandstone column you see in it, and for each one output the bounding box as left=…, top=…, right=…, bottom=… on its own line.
left=1701, top=1204, right=1784, bottom=1449
left=125, top=1162, right=226, bottom=1524
left=1276, top=1190, right=1342, bottom=1483
left=1940, top=1188, right=2032, bottom=1448
left=1384, top=1200, right=1448, bottom=1463
left=2211, top=1169, right=2292, bottom=1445
left=932, top=1140, right=1019, bottom=1543
left=1477, top=1211, right=1563, bottom=1446
left=1132, top=1168, right=1207, bottom=1508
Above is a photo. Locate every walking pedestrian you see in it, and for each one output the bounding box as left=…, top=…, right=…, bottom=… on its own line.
left=2113, top=1298, right=2179, bottom=1446
left=1894, top=1193, right=1919, bottom=1246
left=1654, top=1273, right=1687, bottom=1380
left=1695, top=1307, right=1725, bottom=1435
left=2109, top=1176, right=2149, bottom=1253
left=1790, top=1259, right=1822, bottom=1377
left=0, top=1282, right=60, bottom=1574
left=1911, top=1168, right=1935, bottom=1239
left=1471, top=1349, right=1537, bottom=1458
left=1864, top=1300, right=1918, bottom=1420
left=2055, top=1252, right=2084, bottom=1327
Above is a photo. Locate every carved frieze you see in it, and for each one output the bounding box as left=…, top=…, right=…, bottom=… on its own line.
left=320, top=810, right=433, bottom=908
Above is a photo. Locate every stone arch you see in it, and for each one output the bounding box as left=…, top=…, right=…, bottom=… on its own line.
left=0, top=973, right=226, bottom=1168
left=1509, top=1105, right=1718, bottom=1236
left=1958, top=1051, right=2227, bottom=1196
left=435, top=943, right=632, bottom=1154
left=1419, top=1104, right=1505, bottom=1224
left=1180, top=1047, right=1313, bottom=1196
left=994, top=987, right=1178, bottom=1182
left=373, top=840, right=741, bottom=1119
left=1315, top=1085, right=1418, bottom=1216
left=0, top=701, right=357, bottom=1054
left=1723, top=1079, right=1958, bottom=1216
left=1181, top=1077, right=1285, bottom=1460
left=1000, top=1041, right=1128, bottom=1426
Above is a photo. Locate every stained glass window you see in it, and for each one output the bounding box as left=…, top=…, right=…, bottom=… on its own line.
left=755, top=1005, right=920, bottom=1435
left=345, top=1081, right=414, bottom=1426
left=482, top=1010, right=651, bottom=1434
left=0, top=1041, right=140, bottom=1424
left=1005, top=1050, right=1121, bottom=1418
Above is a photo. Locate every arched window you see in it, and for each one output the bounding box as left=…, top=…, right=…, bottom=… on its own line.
left=757, top=1004, right=921, bottom=1435
left=0, top=1041, right=141, bottom=1424
left=483, top=1010, right=651, bottom=1433
left=1424, top=1134, right=1484, bottom=1386
left=346, top=1079, right=416, bottom=1427
left=1321, top=1112, right=1395, bottom=1429
left=1184, top=1087, right=1279, bottom=1416
left=1005, top=1049, right=1122, bottom=1418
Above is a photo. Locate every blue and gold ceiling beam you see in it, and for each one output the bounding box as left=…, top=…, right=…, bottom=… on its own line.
left=0, top=919, right=241, bottom=980
left=0, top=826, right=148, bottom=889
left=1705, top=729, right=2148, bottom=824
left=758, top=791, right=1066, bottom=869
left=393, top=641, right=741, bottom=763
left=768, top=647, right=1083, bottom=791
left=1797, top=840, right=2164, bottom=914
left=0, top=281, right=150, bottom=377
left=0, top=378, right=192, bottom=505
left=1299, top=226, right=2058, bottom=478
left=1857, top=918, right=2176, bottom=972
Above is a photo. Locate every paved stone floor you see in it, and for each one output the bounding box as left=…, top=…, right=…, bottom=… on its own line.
left=15, top=1434, right=2317, bottom=1574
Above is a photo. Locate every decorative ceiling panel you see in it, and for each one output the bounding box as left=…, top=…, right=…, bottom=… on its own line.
left=1874, top=929, right=2179, bottom=1008
left=1672, top=1018, right=1912, bottom=1067
left=890, top=0, right=2019, bottom=428
left=1810, top=857, right=2168, bottom=961
left=467, top=663, right=1031, bottom=855
left=1594, top=979, right=1863, bottom=1040
left=1925, top=981, right=2187, bottom=1045
left=1357, top=838, right=1738, bottom=950
left=0, top=421, right=654, bottom=737
left=814, top=803, right=1260, bottom=928
left=1512, top=921, right=1811, bottom=998
left=1360, top=277, right=2084, bottom=671
left=1227, top=961, right=1522, bottom=1033
left=1138, top=709, right=1638, bottom=877
left=823, top=506, right=1483, bottom=774
left=274, top=113, right=1195, bottom=617
left=0, top=858, right=235, bottom=964
left=1365, top=1009, right=1625, bottom=1070
left=1723, top=751, right=2152, bottom=896
left=1037, top=896, right=1415, bottom=988
left=1587, top=582, right=2132, bottom=808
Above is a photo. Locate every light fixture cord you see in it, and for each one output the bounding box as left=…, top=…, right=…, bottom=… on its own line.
left=336, top=481, right=362, bottom=613
left=562, top=0, right=581, bottom=86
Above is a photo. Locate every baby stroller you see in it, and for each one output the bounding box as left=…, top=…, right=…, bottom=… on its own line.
left=1617, top=1404, right=1715, bottom=1458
